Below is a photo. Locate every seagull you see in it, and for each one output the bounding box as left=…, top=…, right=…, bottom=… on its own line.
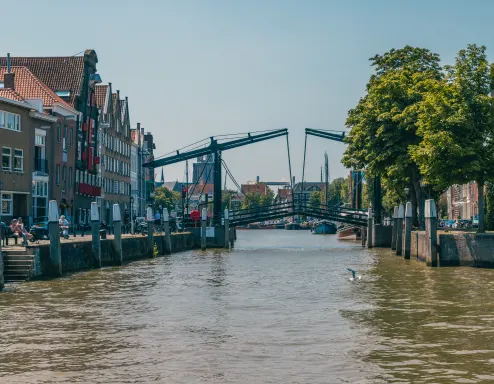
left=347, top=268, right=361, bottom=281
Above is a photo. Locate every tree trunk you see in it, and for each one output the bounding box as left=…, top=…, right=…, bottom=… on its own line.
left=411, top=167, right=424, bottom=229
left=478, top=181, right=486, bottom=233
left=410, top=183, right=418, bottom=227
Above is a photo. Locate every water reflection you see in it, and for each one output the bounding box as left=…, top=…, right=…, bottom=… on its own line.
left=1, top=231, right=494, bottom=383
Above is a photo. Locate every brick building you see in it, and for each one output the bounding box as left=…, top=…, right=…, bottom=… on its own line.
left=1, top=51, right=103, bottom=228
left=446, top=182, right=479, bottom=220
left=95, top=85, right=132, bottom=225
left=0, top=66, right=80, bottom=220
left=0, top=83, right=57, bottom=224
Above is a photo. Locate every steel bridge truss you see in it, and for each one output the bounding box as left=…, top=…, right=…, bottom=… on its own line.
left=229, top=201, right=368, bottom=227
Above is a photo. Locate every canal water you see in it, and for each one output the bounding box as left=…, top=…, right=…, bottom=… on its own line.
left=1, top=230, right=494, bottom=383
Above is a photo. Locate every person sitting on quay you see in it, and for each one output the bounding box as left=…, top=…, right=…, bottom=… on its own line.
left=15, top=218, right=32, bottom=246
left=154, top=210, right=161, bottom=226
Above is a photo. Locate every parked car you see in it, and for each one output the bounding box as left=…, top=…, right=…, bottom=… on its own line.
left=442, top=220, right=455, bottom=228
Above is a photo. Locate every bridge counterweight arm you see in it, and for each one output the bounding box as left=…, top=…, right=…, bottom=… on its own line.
left=144, top=128, right=288, bottom=168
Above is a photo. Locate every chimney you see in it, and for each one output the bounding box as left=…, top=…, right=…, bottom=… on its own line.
left=292, top=176, right=296, bottom=186
left=256, top=176, right=260, bottom=184
left=4, top=72, right=15, bottom=90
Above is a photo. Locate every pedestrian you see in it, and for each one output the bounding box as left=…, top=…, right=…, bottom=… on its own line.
left=154, top=210, right=161, bottom=226
left=15, top=218, right=32, bottom=246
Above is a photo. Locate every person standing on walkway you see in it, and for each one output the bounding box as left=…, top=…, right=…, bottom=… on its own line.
left=154, top=210, right=161, bottom=226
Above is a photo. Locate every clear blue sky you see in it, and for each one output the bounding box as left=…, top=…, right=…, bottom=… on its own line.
left=8, top=0, right=494, bottom=187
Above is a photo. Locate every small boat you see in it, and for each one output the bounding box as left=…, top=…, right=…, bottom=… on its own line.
left=312, top=220, right=337, bottom=235
left=336, top=224, right=361, bottom=240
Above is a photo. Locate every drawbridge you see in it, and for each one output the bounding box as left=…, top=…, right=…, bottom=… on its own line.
left=143, top=128, right=380, bottom=228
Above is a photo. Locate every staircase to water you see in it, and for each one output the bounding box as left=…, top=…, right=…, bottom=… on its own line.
left=3, top=250, right=35, bottom=282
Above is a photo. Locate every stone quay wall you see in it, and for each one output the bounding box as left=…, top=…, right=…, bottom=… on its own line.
left=32, top=233, right=195, bottom=277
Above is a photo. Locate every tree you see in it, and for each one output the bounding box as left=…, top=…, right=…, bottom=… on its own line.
left=411, top=44, right=494, bottom=232
left=259, top=188, right=275, bottom=207
left=486, top=182, right=494, bottom=230
left=242, top=192, right=260, bottom=210
left=153, top=186, right=180, bottom=212
left=343, top=46, right=443, bottom=227
left=309, top=191, right=321, bottom=209
left=222, top=189, right=237, bottom=211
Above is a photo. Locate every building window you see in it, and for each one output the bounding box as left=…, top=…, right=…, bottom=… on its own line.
left=0, top=111, right=21, bottom=131
left=68, top=167, right=73, bottom=188
left=2, top=147, right=11, bottom=170
left=13, top=149, right=23, bottom=172
left=76, top=169, right=80, bottom=183
left=1, top=193, right=13, bottom=215
left=62, top=165, right=67, bottom=182
left=69, top=127, right=73, bottom=147
left=56, top=164, right=60, bottom=185
left=32, top=181, right=48, bottom=218
left=57, top=123, right=61, bottom=142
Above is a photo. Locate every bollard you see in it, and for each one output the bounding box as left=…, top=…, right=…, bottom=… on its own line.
left=230, top=226, right=235, bottom=248
left=201, top=208, right=207, bottom=250
left=91, top=202, right=102, bottom=268
left=396, top=203, right=404, bottom=256
left=403, top=201, right=413, bottom=259
left=147, top=207, right=154, bottom=257
left=224, top=208, right=230, bottom=249
left=163, top=208, right=172, bottom=255
left=425, top=199, right=438, bottom=267
left=112, top=204, right=123, bottom=265
left=391, top=206, right=398, bottom=250
left=361, top=226, right=366, bottom=247
left=367, top=208, right=373, bottom=248
left=48, top=200, right=62, bottom=276
left=0, top=227, right=4, bottom=290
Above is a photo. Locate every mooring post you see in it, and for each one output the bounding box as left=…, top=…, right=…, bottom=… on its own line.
left=224, top=208, right=230, bottom=249
left=147, top=206, right=154, bottom=257
left=361, top=226, right=366, bottom=247
left=0, top=222, right=4, bottom=290
left=201, top=208, right=207, bottom=250
left=367, top=208, right=373, bottom=248
left=403, top=202, right=413, bottom=259
left=425, top=199, right=438, bottom=267
left=112, top=204, right=123, bottom=265
left=391, top=206, right=398, bottom=250
left=396, top=203, right=404, bottom=256
left=91, top=202, right=102, bottom=268
left=48, top=200, right=62, bottom=276
left=230, top=226, right=235, bottom=248
left=163, top=208, right=172, bottom=255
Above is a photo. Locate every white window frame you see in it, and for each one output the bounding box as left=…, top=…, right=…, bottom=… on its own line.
left=2, top=147, right=11, bottom=171
left=1, top=193, right=13, bottom=215
left=13, top=148, right=23, bottom=172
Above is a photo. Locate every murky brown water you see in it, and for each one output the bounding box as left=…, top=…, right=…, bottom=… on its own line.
left=1, top=230, right=494, bottom=383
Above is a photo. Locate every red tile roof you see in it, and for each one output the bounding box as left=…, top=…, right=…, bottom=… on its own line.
left=0, top=51, right=96, bottom=107
left=188, top=183, right=215, bottom=195
left=241, top=183, right=268, bottom=195
left=94, top=84, right=108, bottom=109
left=0, top=66, right=77, bottom=113
left=0, top=88, right=25, bottom=102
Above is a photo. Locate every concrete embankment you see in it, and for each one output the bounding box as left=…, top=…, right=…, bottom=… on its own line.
left=29, top=233, right=195, bottom=278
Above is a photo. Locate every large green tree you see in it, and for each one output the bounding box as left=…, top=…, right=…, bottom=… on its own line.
left=411, top=45, right=494, bottom=232
left=153, top=186, right=180, bottom=212
left=309, top=191, right=322, bottom=209
left=343, top=46, right=442, bottom=226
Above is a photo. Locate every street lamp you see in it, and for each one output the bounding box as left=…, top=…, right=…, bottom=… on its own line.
left=404, top=187, right=410, bottom=202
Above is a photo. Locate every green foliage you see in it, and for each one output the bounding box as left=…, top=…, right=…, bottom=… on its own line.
left=309, top=191, right=321, bottom=208
left=153, top=242, right=159, bottom=258
left=343, top=46, right=442, bottom=225
left=221, top=189, right=237, bottom=210
left=411, top=44, right=494, bottom=232
left=486, top=182, right=494, bottom=230
left=242, top=188, right=275, bottom=210
left=438, top=194, right=448, bottom=219
left=153, top=186, right=180, bottom=212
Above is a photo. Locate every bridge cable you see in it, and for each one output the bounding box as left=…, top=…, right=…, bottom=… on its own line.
left=222, top=160, right=247, bottom=196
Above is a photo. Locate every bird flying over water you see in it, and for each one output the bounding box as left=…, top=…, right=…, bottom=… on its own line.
left=347, top=268, right=361, bottom=281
